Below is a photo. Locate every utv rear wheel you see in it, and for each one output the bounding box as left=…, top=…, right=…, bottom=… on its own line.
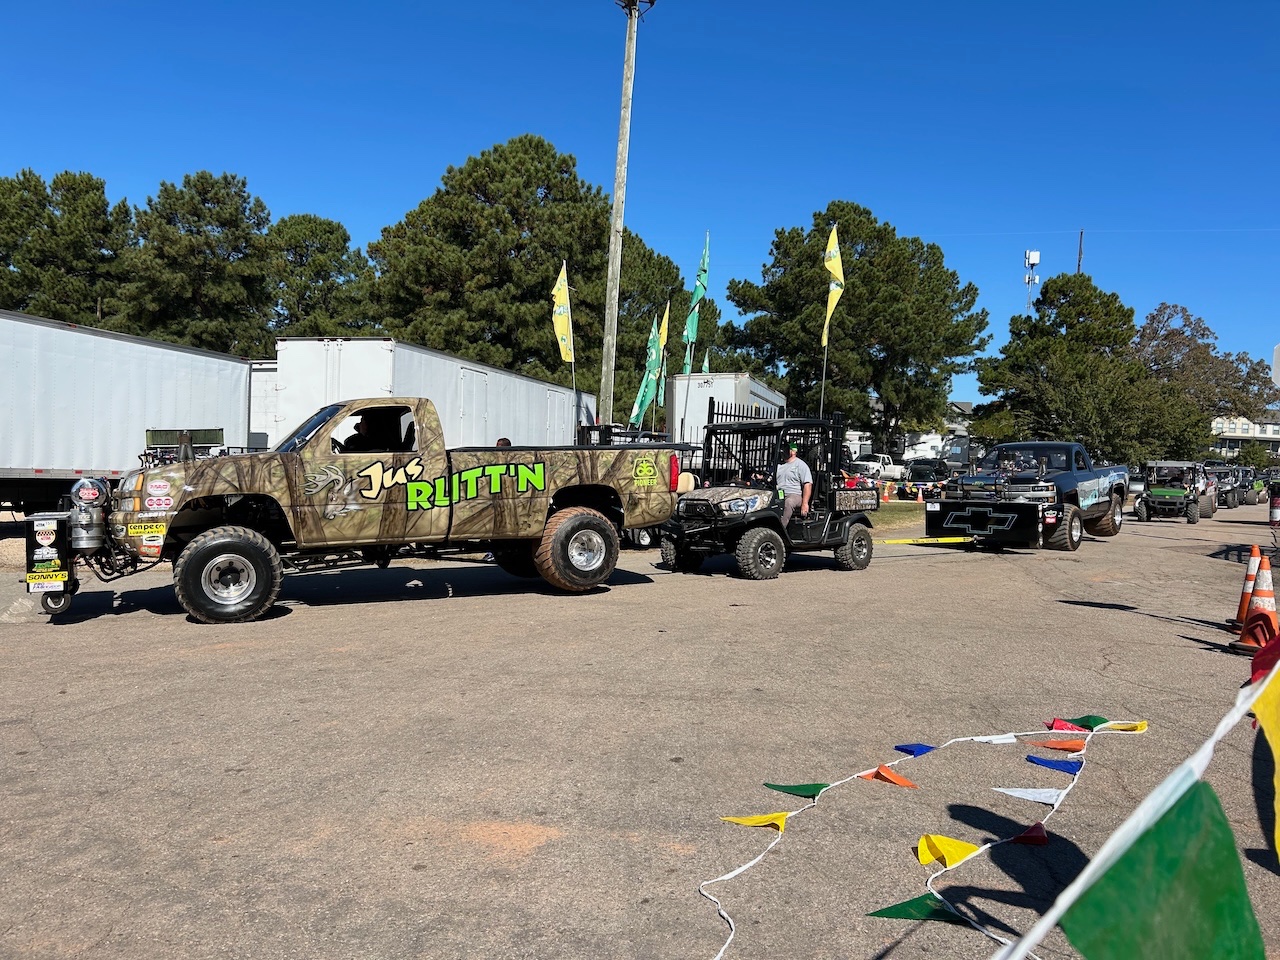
left=534, top=507, right=620, bottom=592
left=835, top=523, right=873, bottom=570
left=1047, top=505, right=1083, bottom=551
left=174, top=525, right=283, bottom=624
left=660, top=537, right=703, bottom=572
left=1084, top=494, right=1123, bottom=538
left=735, top=526, right=785, bottom=580
left=493, top=539, right=540, bottom=578
left=1186, top=498, right=1201, bottom=524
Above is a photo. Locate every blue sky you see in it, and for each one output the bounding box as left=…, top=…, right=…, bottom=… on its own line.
left=6, top=1, right=1277, bottom=401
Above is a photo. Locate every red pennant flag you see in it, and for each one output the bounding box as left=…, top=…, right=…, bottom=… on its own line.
left=1047, top=718, right=1089, bottom=732
left=858, top=765, right=919, bottom=789
left=1013, top=822, right=1049, bottom=845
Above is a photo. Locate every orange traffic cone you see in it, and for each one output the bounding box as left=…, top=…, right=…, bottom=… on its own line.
left=881, top=481, right=891, bottom=503
left=916, top=486, right=924, bottom=503
left=1229, top=545, right=1262, bottom=633
left=1230, top=556, right=1278, bottom=655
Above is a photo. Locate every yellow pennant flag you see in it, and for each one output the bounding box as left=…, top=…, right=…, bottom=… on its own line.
left=1252, top=671, right=1280, bottom=856
left=721, top=812, right=789, bottom=833
left=551, top=260, right=574, bottom=363
left=822, top=225, right=844, bottom=347
left=1099, top=720, right=1149, bottom=732
left=916, top=834, right=980, bottom=868
left=658, top=300, right=669, bottom=349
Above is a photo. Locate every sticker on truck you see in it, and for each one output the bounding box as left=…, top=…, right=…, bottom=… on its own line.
left=632, top=459, right=658, bottom=487
left=26, top=571, right=69, bottom=584
left=127, top=522, right=167, bottom=537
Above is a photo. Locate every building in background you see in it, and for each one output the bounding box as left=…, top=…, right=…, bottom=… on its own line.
left=1211, top=410, right=1280, bottom=458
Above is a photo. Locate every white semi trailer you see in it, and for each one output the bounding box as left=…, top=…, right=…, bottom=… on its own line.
left=273, top=337, right=595, bottom=449
left=664, top=372, right=786, bottom=444
left=0, top=310, right=252, bottom=512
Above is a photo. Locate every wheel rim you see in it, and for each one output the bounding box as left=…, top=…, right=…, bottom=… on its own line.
left=201, top=553, right=257, bottom=604
left=1071, top=515, right=1083, bottom=542
left=44, top=594, right=70, bottom=612
left=852, top=533, right=869, bottom=563
left=757, top=539, right=780, bottom=571
left=1113, top=500, right=1123, bottom=527
left=568, top=530, right=607, bottom=572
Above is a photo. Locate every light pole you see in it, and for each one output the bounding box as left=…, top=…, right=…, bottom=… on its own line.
left=1024, top=249, right=1040, bottom=314
left=599, top=0, right=655, bottom=426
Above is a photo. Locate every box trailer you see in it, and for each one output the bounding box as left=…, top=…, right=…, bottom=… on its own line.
left=0, top=310, right=251, bottom=512
left=665, top=372, right=786, bottom=444
left=275, top=338, right=596, bottom=448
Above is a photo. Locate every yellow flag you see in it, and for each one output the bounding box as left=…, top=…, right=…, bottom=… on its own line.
left=916, top=834, right=980, bottom=868
left=822, top=225, right=844, bottom=347
left=1252, top=670, right=1280, bottom=856
left=551, top=260, right=574, bottom=363
left=1098, top=720, right=1148, bottom=732
left=721, top=812, right=789, bottom=833
left=658, top=300, right=669, bottom=349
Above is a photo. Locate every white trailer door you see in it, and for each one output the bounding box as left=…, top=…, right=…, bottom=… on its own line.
left=547, top=391, right=568, bottom=445
left=459, top=369, right=489, bottom=446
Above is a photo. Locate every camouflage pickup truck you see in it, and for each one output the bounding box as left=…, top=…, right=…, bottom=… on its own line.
left=26, top=398, right=679, bottom=623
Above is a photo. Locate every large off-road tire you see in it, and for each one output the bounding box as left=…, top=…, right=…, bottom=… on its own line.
left=1133, top=499, right=1149, bottom=522
left=173, top=525, right=283, bottom=624
left=735, top=526, right=786, bottom=580
left=1207, top=493, right=1217, bottom=516
left=1047, top=504, right=1083, bottom=552
left=660, top=537, right=704, bottom=572
left=1186, top=497, right=1201, bottom=524
left=1084, top=494, right=1123, bottom=538
left=1245, top=488, right=1260, bottom=506
left=533, top=507, right=620, bottom=592
left=493, top=539, right=540, bottom=578
left=835, top=523, right=873, bottom=570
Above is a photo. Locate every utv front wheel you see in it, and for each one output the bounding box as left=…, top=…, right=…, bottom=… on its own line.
left=174, top=525, right=283, bottom=624
left=835, top=523, right=873, bottom=570
left=735, top=527, right=785, bottom=580
left=660, top=537, right=704, bottom=572
left=1133, top=499, right=1149, bottom=522
left=534, top=507, right=620, bottom=592
left=1186, top=498, right=1201, bottom=524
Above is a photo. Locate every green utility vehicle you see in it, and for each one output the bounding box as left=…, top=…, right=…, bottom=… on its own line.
left=1132, top=461, right=1215, bottom=523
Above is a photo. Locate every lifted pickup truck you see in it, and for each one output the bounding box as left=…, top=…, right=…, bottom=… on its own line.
left=925, top=441, right=1128, bottom=551
left=25, top=398, right=679, bottom=622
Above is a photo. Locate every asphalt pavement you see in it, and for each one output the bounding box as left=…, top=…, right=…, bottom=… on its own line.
left=2, top=504, right=1278, bottom=959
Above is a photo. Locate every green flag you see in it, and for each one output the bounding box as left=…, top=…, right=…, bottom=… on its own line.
left=656, top=353, right=667, bottom=408
left=681, top=233, right=709, bottom=374
left=701, top=348, right=710, bottom=373
left=628, top=316, right=662, bottom=427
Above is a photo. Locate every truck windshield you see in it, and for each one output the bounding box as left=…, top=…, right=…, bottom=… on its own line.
left=977, top=447, right=1068, bottom=471
left=274, top=404, right=344, bottom=453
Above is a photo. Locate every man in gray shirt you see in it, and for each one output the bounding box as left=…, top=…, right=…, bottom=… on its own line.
left=776, top=442, right=813, bottom=528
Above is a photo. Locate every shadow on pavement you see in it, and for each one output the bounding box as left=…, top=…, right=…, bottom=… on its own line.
left=1058, top=599, right=1238, bottom=639
left=1246, top=727, right=1280, bottom=877
left=1208, top=543, right=1280, bottom=564
left=47, top=562, right=653, bottom=624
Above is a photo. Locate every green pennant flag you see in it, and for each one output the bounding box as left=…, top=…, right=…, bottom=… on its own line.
left=1059, top=781, right=1263, bottom=960
left=656, top=353, right=667, bottom=408
left=681, top=233, right=709, bottom=374
left=628, top=316, right=662, bottom=427
left=701, top=348, right=710, bottom=373
left=763, top=781, right=828, bottom=799
left=868, top=894, right=970, bottom=926
left=1064, top=715, right=1110, bottom=730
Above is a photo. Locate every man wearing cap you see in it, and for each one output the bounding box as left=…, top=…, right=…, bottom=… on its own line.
left=776, top=442, right=813, bottom=529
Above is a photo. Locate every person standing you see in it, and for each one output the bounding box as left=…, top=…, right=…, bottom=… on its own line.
left=776, top=442, right=813, bottom=528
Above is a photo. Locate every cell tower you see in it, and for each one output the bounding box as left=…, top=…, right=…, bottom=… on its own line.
left=1024, top=250, right=1041, bottom=314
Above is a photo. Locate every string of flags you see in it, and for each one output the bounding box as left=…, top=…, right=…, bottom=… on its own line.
left=698, top=660, right=1280, bottom=960
left=698, top=713, right=1151, bottom=960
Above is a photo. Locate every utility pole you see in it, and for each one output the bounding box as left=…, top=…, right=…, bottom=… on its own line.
left=600, top=0, right=654, bottom=426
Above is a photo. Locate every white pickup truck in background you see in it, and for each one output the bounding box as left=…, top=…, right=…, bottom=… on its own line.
left=849, top=452, right=905, bottom=480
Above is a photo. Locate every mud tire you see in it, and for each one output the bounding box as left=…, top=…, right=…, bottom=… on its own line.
left=534, top=507, right=619, bottom=592
left=1084, top=494, right=1123, bottom=538
left=174, top=525, right=283, bottom=624
left=735, top=526, right=785, bottom=580
left=1047, top=504, right=1083, bottom=552
left=1186, top=498, right=1201, bottom=524
left=493, top=539, right=540, bottom=578
left=835, top=523, right=873, bottom=570
left=1133, top=499, right=1149, bottom=522
left=660, top=537, right=704, bottom=572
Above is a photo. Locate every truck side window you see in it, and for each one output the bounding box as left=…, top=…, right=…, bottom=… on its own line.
left=336, top=405, right=416, bottom=454
left=1074, top=449, right=1088, bottom=471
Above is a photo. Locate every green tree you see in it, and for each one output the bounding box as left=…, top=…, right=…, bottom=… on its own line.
left=725, top=200, right=988, bottom=450
left=369, top=135, right=721, bottom=422
left=110, top=171, right=273, bottom=356
left=0, top=169, right=133, bottom=325
left=976, top=273, right=1145, bottom=463
left=1237, top=441, right=1276, bottom=470
left=266, top=214, right=373, bottom=336
left=1129, top=303, right=1280, bottom=459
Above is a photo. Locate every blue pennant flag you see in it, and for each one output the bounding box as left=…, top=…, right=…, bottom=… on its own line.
left=1027, top=755, right=1083, bottom=776
left=894, top=743, right=937, bottom=757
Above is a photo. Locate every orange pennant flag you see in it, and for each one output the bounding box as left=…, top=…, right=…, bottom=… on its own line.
left=720, top=812, right=789, bottom=833
left=858, top=765, right=919, bottom=788
left=1025, top=738, right=1087, bottom=752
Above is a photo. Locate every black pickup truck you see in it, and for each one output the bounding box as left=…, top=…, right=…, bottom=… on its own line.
left=925, top=441, right=1128, bottom=551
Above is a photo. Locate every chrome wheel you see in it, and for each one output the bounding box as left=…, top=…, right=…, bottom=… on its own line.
left=567, top=530, right=607, bottom=572
left=201, top=553, right=257, bottom=604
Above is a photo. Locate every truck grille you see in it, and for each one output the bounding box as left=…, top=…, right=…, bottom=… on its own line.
left=677, top=500, right=718, bottom=519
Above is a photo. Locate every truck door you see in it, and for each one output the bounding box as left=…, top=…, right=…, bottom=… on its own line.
left=294, top=401, right=450, bottom=549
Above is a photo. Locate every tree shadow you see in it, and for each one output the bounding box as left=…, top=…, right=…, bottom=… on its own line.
left=1245, top=726, right=1280, bottom=876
